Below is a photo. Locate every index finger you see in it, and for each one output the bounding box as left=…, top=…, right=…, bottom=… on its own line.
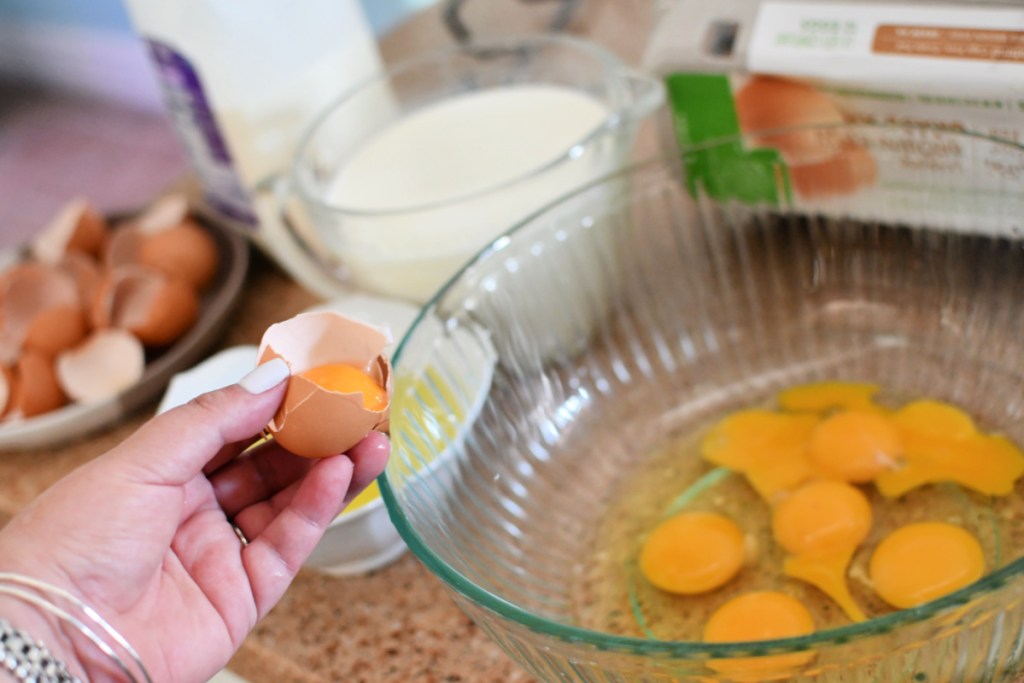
left=105, top=359, right=291, bottom=486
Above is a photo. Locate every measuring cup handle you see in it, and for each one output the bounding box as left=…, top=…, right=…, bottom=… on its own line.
left=250, top=172, right=353, bottom=300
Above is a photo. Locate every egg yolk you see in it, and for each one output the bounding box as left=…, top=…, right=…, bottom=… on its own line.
left=772, top=480, right=872, bottom=555
left=808, top=411, right=901, bottom=483
left=895, top=400, right=976, bottom=440
left=652, top=383, right=1020, bottom=638
left=702, top=410, right=819, bottom=501
left=875, top=400, right=1024, bottom=498
left=777, top=381, right=882, bottom=414
left=703, top=591, right=816, bottom=678
left=298, top=363, right=387, bottom=411
left=772, top=480, right=871, bottom=622
left=869, top=522, right=984, bottom=609
left=639, top=512, right=745, bottom=595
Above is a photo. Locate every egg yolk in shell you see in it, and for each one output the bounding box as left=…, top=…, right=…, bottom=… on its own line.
left=869, top=522, right=985, bottom=609
left=703, top=591, right=816, bottom=678
left=640, top=512, right=745, bottom=594
left=298, top=363, right=387, bottom=411
left=772, top=480, right=871, bottom=622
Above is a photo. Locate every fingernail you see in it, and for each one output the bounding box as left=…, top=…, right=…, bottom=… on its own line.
left=238, top=358, right=290, bottom=394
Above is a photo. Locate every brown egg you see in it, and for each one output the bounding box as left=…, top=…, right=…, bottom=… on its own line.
left=31, top=198, right=107, bottom=263
left=789, top=142, right=879, bottom=199
left=138, top=219, right=219, bottom=291
left=56, top=329, right=145, bottom=404
left=92, top=265, right=199, bottom=346
left=8, top=350, right=67, bottom=418
left=735, top=76, right=847, bottom=165
left=258, top=311, right=393, bottom=458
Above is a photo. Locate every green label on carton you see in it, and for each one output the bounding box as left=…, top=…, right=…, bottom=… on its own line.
left=665, top=73, right=791, bottom=205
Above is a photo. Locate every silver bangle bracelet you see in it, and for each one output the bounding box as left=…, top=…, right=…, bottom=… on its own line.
left=0, top=573, right=152, bottom=683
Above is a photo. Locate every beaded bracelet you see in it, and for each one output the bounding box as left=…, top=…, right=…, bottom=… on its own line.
left=0, top=572, right=151, bottom=683
left=0, top=618, right=80, bottom=682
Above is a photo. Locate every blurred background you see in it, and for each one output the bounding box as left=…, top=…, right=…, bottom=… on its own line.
left=0, top=0, right=436, bottom=248
left=0, top=0, right=431, bottom=109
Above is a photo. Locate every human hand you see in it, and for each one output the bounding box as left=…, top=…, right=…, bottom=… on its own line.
left=0, top=358, right=390, bottom=683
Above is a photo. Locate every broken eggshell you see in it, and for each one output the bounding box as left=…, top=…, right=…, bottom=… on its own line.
left=55, top=329, right=145, bottom=404
left=90, top=265, right=200, bottom=346
left=0, top=262, right=86, bottom=358
left=257, top=311, right=393, bottom=459
left=7, top=351, right=67, bottom=419
left=30, top=197, right=107, bottom=264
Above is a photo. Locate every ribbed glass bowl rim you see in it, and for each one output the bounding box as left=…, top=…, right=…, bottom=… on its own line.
left=379, top=153, right=1024, bottom=658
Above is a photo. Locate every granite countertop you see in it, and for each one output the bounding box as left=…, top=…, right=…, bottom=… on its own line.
left=0, top=2, right=654, bottom=681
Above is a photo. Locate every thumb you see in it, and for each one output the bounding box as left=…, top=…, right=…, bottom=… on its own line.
left=106, top=358, right=291, bottom=486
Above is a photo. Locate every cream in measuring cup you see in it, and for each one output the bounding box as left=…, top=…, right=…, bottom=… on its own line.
left=279, top=35, right=665, bottom=304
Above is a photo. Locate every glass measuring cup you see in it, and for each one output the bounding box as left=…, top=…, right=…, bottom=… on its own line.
left=270, top=34, right=664, bottom=304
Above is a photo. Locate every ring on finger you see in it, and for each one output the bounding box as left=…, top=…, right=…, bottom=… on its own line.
left=232, top=523, right=250, bottom=547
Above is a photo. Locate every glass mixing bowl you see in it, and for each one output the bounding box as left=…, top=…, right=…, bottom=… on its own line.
left=380, top=126, right=1024, bottom=681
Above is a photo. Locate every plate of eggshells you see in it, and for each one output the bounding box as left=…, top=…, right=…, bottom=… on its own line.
left=0, top=193, right=248, bottom=451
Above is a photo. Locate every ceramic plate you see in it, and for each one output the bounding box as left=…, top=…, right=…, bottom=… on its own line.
left=0, top=216, right=249, bottom=451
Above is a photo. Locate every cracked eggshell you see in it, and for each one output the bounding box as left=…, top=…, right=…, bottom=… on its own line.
left=31, top=198, right=107, bottom=263
left=56, top=329, right=145, bottom=404
left=138, top=219, right=219, bottom=291
left=91, top=265, right=199, bottom=346
left=0, top=365, right=12, bottom=418
left=258, top=311, right=393, bottom=459
left=8, top=351, right=67, bottom=419
left=0, top=262, right=86, bottom=357
left=58, top=251, right=102, bottom=311
left=103, top=225, right=144, bottom=269
left=135, top=193, right=190, bottom=234
left=131, top=194, right=220, bottom=291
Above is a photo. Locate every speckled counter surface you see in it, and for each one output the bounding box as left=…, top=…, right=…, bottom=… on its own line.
left=0, top=3, right=654, bottom=681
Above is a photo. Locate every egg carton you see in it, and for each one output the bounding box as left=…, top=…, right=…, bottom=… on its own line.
left=644, top=0, right=1024, bottom=238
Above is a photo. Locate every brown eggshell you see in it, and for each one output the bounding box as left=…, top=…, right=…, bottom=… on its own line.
left=56, top=329, right=145, bottom=403
left=8, top=350, right=67, bottom=419
left=89, top=271, right=116, bottom=330
left=735, top=76, right=847, bottom=165
left=23, top=304, right=89, bottom=357
left=257, top=311, right=393, bottom=458
left=0, top=262, right=81, bottom=352
left=31, top=198, right=107, bottom=263
left=0, top=300, right=17, bottom=366
left=103, top=225, right=144, bottom=269
left=0, top=365, right=12, bottom=418
left=135, top=193, right=190, bottom=234
left=138, top=219, right=219, bottom=291
left=96, top=265, right=199, bottom=346
left=0, top=331, right=18, bottom=368
left=59, top=251, right=102, bottom=310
